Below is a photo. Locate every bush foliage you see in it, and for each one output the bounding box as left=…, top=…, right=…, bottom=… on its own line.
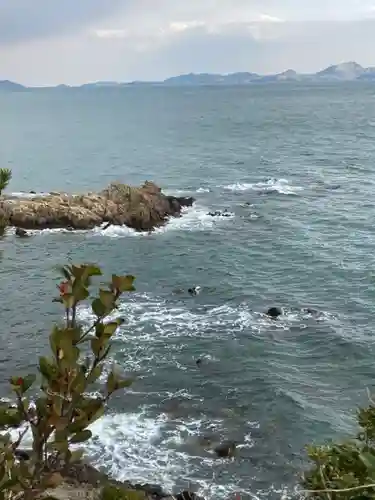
left=303, top=401, right=375, bottom=499
left=0, top=263, right=136, bottom=500
left=0, top=168, right=11, bottom=196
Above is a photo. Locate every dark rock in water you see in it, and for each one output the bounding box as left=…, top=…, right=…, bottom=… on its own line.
left=175, top=196, right=194, bottom=207
left=266, top=307, right=282, bottom=319
left=135, top=484, right=167, bottom=498
left=29, top=190, right=36, bottom=194
left=303, top=307, right=319, bottom=316
left=214, top=441, right=236, bottom=458
left=15, top=228, right=29, bottom=238
left=174, top=491, right=205, bottom=500
left=15, top=450, right=30, bottom=461
left=207, top=209, right=232, bottom=218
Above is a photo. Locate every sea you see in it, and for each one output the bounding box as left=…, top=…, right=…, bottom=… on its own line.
left=1, top=82, right=375, bottom=499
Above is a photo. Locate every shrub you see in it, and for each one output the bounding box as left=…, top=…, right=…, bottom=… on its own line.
left=302, top=400, right=375, bottom=499
left=0, top=168, right=12, bottom=196
left=0, top=264, right=136, bottom=499
left=101, top=485, right=146, bottom=500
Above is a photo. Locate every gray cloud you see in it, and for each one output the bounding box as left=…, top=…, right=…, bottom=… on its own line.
left=1, top=1, right=375, bottom=84
left=0, top=0, right=125, bottom=45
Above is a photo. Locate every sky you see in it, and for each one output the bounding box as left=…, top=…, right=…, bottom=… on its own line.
left=1, top=0, right=375, bottom=85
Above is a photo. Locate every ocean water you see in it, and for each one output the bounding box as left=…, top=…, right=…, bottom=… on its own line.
left=1, top=83, right=375, bottom=499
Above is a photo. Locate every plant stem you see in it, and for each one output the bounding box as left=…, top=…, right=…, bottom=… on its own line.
left=302, top=483, right=375, bottom=494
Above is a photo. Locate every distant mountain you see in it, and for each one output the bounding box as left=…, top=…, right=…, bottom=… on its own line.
left=316, top=61, right=370, bottom=80
left=3, top=62, right=375, bottom=90
left=163, top=72, right=260, bottom=85
left=0, top=80, right=26, bottom=91
left=160, top=64, right=375, bottom=85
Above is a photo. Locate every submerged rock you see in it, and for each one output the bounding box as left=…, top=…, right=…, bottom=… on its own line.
left=134, top=483, right=167, bottom=498
left=207, top=209, right=232, bottom=217
left=214, top=441, right=236, bottom=458
left=266, top=307, right=282, bottom=319
left=15, top=228, right=29, bottom=238
left=174, top=492, right=205, bottom=500
left=1, top=181, right=195, bottom=232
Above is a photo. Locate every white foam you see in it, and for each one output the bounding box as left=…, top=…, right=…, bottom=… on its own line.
left=164, top=187, right=211, bottom=195
left=91, top=205, right=233, bottom=238
left=9, top=191, right=49, bottom=199
left=85, top=411, right=250, bottom=499
left=223, top=178, right=302, bottom=195
left=74, top=297, right=336, bottom=499
left=5, top=204, right=232, bottom=239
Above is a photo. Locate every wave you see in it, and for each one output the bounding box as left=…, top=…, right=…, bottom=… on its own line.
left=4, top=204, right=233, bottom=239
left=9, top=191, right=50, bottom=199
left=2, top=294, right=336, bottom=500
left=164, top=187, right=211, bottom=196
left=84, top=411, right=252, bottom=499
left=91, top=205, right=234, bottom=238
left=223, top=179, right=303, bottom=195
left=73, top=293, right=338, bottom=499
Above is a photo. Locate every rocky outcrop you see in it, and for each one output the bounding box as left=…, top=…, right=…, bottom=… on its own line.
left=0, top=182, right=194, bottom=232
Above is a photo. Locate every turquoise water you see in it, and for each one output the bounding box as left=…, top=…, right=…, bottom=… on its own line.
left=1, top=83, right=375, bottom=499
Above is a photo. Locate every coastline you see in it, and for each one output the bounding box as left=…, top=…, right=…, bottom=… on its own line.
left=26, top=454, right=204, bottom=500
left=0, top=181, right=194, bottom=233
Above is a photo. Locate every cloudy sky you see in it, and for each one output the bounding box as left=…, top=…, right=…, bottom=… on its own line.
left=1, top=0, right=375, bottom=85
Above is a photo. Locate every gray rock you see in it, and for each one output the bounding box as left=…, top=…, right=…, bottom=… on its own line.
left=214, top=441, right=236, bottom=458
left=266, top=307, right=282, bottom=319
left=15, top=228, right=29, bottom=238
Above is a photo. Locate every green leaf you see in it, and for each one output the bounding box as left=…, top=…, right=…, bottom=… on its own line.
left=22, top=374, right=36, bottom=392
left=51, top=439, right=69, bottom=453
left=360, top=452, right=375, bottom=472
left=0, top=433, right=11, bottom=445
left=99, top=289, right=116, bottom=310
left=83, top=265, right=102, bottom=278
left=116, top=378, right=134, bottom=390
left=70, top=430, right=92, bottom=444
left=39, top=356, right=57, bottom=380
left=35, top=397, right=49, bottom=419
left=72, top=280, right=89, bottom=302
left=0, top=407, right=23, bottom=427
left=70, top=265, right=84, bottom=280
left=0, top=478, right=21, bottom=492
left=88, top=404, right=105, bottom=425
left=70, top=369, right=87, bottom=395
left=112, top=275, right=136, bottom=293
left=69, top=449, right=84, bottom=463
left=91, top=337, right=103, bottom=357
left=87, top=365, right=103, bottom=384
left=95, top=322, right=105, bottom=338
left=103, top=319, right=124, bottom=338
left=92, top=298, right=107, bottom=317
left=106, top=371, right=117, bottom=395
left=49, top=326, right=61, bottom=355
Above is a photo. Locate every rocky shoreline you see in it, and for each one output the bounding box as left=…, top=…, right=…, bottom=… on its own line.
left=15, top=451, right=204, bottom=500
left=0, top=181, right=194, bottom=232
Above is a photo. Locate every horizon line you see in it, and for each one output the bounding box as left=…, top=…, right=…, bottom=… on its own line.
left=1, top=60, right=374, bottom=88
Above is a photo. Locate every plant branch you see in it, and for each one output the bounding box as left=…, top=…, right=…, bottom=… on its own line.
left=302, top=483, right=375, bottom=494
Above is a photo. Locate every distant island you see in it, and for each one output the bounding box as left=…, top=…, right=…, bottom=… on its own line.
left=2, top=62, right=375, bottom=90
